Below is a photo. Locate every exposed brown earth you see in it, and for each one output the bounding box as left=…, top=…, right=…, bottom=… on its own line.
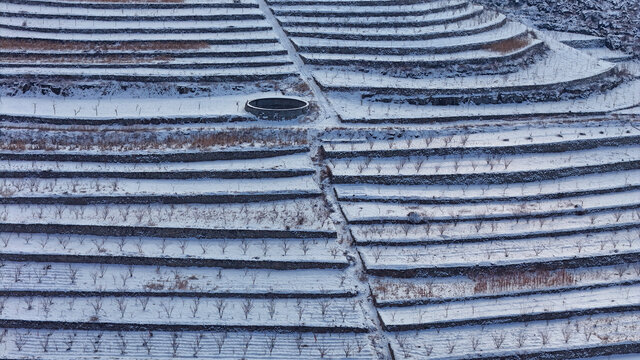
left=483, top=36, right=532, bottom=54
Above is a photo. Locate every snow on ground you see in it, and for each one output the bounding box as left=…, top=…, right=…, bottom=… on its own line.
left=361, top=229, right=638, bottom=270
left=0, top=152, right=313, bottom=173
left=328, top=146, right=639, bottom=179
left=0, top=91, right=292, bottom=120
left=371, top=262, right=640, bottom=303
left=351, top=208, right=638, bottom=245
left=341, top=189, right=640, bottom=222
left=0, top=176, right=320, bottom=198
left=0, top=261, right=355, bottom=295
left=0, top=199, right=334, bottom=231
left=390, top=312, right=640, bottom=359
left=0, top=329, right=377, bottom=359
left=1, top=0, right=639, bottom=359
left=334, top=170, right=640, bottom=202
left=323, top=123, right=640, bottom=152
left=1, top=232, right=345, bottom=266
left=379, top=283, right=640, bottom=328
left=328, top=78, right=640, bottom=122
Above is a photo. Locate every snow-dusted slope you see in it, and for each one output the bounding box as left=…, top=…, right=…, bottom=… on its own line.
left=322, top=120, right=640, bottom=359
left=266, top=0, right=639, bottom=123
left=0, top=1, right=638, bottom=359
left=0, top=0, right=298, bottom=82
left=0, top=128, right=379, bottom=360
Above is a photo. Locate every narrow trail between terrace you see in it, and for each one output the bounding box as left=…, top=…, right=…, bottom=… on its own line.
left=310, top=139, right=393, bottom=359
left=255, top=0, right=341, bottom=128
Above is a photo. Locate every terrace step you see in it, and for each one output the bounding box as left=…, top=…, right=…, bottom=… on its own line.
left=342, top=191, right=640, bottom=224
left=0, top=177, right=321, bottom=205
left=0, top=40, right=288, bottom=56
left=328, top=145, right=640, bottom=185
left=0, top=145, right=310, bottom=162
left=0, top=23, right=273, bottom=35
left=378, top=283, right=640, bottom=330
left=0, top=152, right=314, bottom=179
left=0, top=64, right=298, bottom=82
left=388, top=312, right=640, bottom=359
left=360, top=229, right=640, bottom=276
left=0, top=233, right=345, bottom=269
left=334, top=170, right=640, bottom=203
left=581, top=47, right=634, bottom=62
left=0, top=295, right=369, bottom=332
left=279, top=4, right=484, bottom=28
left=371, top=263, right=640, bottom=306
left=2, top=28, right=280, bottom=42
left=0, top=261, right=355, bottom=296
left=0, top=60, right=294, bottom=70
left=4, top=0, right=260, bottom=8
left=313, top=44, right=615, bottom=97
left=300, top=39, right=543, bottom=69
left=285, top=12, right=507, bottom=41
left=270, top=0, right=470, bottom=17
left=0, top=222, right=336, bottom=239
left=350, top=209, right=640, bottom=245
left=322, top=132, right=640, bottom=158
left=0, top=329, right=377, bottom=359
left=268, top=0, right=434, bottom=5
left=0, top=3, right=264, bottom=19
left=543, top=29, right=606, bottom=48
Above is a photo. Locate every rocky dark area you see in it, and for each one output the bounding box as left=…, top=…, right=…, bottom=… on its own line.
left=475, top=0, right=640, bottom=57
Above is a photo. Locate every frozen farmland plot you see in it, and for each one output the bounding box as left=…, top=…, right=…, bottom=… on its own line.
left=0, top=0, right=639, bottom=358
left=0, top=129, right=378, bottom=359
left=323, top=121, right=640, bottom=359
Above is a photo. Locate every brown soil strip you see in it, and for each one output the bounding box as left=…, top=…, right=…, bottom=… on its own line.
left=483, top=36, right=532, bottom=54
left=0, top=129, right=309, bottom=152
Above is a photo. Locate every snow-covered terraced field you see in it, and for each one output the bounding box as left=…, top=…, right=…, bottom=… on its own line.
left=323, top=123, right=640, bottom=155
left=0, top=233, right=347, bottom=268
left=328, top=146, right=639, bottom=185
left=0, top=152, right=315, bottom=177
left=266, top=0, right=638, bottom=121
left=360, top=228, right=639, bottom=274
left=0, top=146, right=320, bottom=202
left=334, top=170, right=640, bottom=203
left=285, top=12, right=507, bottom=40
left=371, top=262, right=640, bottom=305
left=1, top=295, right=368, bottom=330
left=0, top=177, right=321, bottom=203
left=379, top=283, right=640, bottom=330
left=0, top=233, right=346, bottom=268
left=0, top=261, right=356, bottom=295
left=1, top=0, right=639, bottom=358
left=0, top=0, right=303, bottom=86
left=341, top=190, right=640, bottom=222
left=389, top=312, right=640, bottom=359
left=1, top=329, right=377, bottom=359
left=351, top=208, right=639, bottom=245
left=324, top=121, right=640, bottom=358
left=0, top=135, right=379, bottom=358
left=314, top=44, right=617, bottom=101
left=0, top=200, right=334, bottom=232
left=328, top=79, right=640, bottom=123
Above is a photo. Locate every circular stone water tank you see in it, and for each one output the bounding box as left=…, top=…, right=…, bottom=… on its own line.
left=245, top=97, right=309, bottom=120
